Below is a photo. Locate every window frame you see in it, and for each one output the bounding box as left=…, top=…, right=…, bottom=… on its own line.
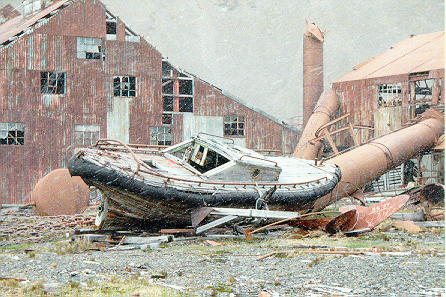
left=113, top=76, right=137, bottom=97
left=162, top=60, right=194, bottom=113
left=74, top=124, right=100, bottom=147
left=77, top=37, right=102, bottom=60
left=0, top=122, right=25, bottom=145
left=40, top=71, right=65, bottom=94
left=224, top=116, right=245, bottom=137
left=378, top=83, right=402, bottom=107
left=150, top=126, right=172, bottom=146
left=106, top=10, right=117, bottom=40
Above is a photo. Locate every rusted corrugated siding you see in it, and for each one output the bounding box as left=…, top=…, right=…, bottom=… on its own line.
left=0, top=0, right=299, bottom=205
left=34, top=0, right=106, bottom=38
left=193, top=79, right=294, bottom=152
left=0, top=0, right=164, bottom=204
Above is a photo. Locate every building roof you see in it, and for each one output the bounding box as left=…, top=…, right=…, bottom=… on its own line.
left=0, top=0, right=71, bottom=46
left=335, top=31, right=445, bottom=83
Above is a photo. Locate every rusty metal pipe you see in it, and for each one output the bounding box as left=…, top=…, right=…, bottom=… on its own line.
left=293, top=89, right=340, bottom=159
left=311, top=109, right=444, bottom=211
left=302, top=22, right=324, bottom=128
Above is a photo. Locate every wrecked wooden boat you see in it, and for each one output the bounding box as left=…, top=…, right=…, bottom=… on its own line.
left=68, top=134, right=341, bottom=230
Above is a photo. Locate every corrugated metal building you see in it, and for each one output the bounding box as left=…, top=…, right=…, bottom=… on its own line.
left=0, top=0, right=300, bottom=204
left=331, top=32, right=444, bottom=190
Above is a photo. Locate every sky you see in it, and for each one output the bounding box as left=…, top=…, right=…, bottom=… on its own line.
left=1, top=0, right=445, bottom=124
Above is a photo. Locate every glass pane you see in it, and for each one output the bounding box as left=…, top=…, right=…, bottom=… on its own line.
left=162, top=80, right=173, bottom=94
left=163, top=96, right=174, bottom=111
left=179, top=97, right=193, bottom=112
left=106, top=21, right=116, bottom=34
left=179, top=79, right=193, bottom=95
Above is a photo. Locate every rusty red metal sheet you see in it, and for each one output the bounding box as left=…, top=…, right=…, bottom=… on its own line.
left=338, top=194, right=410, bottom=232
left=325, top=209, right=358, bottom=234
left=32, top=168, right=90, bottom=216
left=288, top=217, right=332, bottom=230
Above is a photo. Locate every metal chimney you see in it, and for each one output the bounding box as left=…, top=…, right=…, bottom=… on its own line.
left=302, top=22, right=324, bottom=129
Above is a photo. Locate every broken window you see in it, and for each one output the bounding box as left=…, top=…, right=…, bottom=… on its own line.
left=77, top=37, right=102, bottom=59
left=106, top=11, right=117, bottom=40
left=162, top=60, right=194, bottom=113
left=113, top=76, right=137, bottom=97
left=40, top=71, right=65, bottom=94
left=23, top=0, right=41, bottom=17
left=378, top=83, right=402, bottom=107
left=410, top=79, right=434, bottom=116
left=179, top=97, right=193, bottom=112
left=0, top=122, right=25, bottom=145
left=224, top=116, right=245, bottom=136
left=125, top=27, right=140, bottom=42
left=75, top=124, right=100, bottom=146
left=162, top=61, right=173, bottom=77
left=150, top=126, right=172, bottom=146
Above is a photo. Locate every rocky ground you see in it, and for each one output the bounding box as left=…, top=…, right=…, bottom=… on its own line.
left=0, top=206, right=444, bottom=296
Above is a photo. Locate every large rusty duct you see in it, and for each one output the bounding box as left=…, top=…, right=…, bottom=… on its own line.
left=311, top=109, right=445, bottom=212
left=302, top=22, right=324, bottom=128
left=293, top=89, right=339, bottom=159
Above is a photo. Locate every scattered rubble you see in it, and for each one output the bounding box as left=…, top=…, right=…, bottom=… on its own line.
left=0, top=195, right=444, bottom=296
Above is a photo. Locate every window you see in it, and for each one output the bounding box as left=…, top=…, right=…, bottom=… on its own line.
left=378, top=83, right=401, bottom=107
left=150, top=127, right=172, bottom=145
left=75, top=125, right=100, bottom=146
left=77, top=37, right=102, bottom=59
left=162, top=60, right=194, bottom=113
left=224, top=116, right=245, bottom=136
left=125, top=27, right=140, bottom=42
left=0, top=123, right=25, bottom=145
left=410, top=78, right=436, bottom=116
left=23, top=0, right=41, bottom=17
left=106, top=11, right=117, bottom=40
left=41, top=71, right=65, bottom=94
left=113, top=76, right=137, bottom=97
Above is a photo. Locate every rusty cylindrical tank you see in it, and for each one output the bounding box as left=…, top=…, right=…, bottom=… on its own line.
left=302, top=22, right=324, bottom=129
left=311, top=109, right=444, bottom=211
left=32, top=168, right=90, bottom=216
left=293, top=89, right=339, bottom=159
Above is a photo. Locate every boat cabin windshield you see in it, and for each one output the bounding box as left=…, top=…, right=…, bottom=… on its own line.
left=165, top=140, right=230, bottom=174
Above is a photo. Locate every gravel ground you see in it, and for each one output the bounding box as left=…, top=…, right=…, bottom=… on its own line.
left=0, top=207, right=445, bottom=296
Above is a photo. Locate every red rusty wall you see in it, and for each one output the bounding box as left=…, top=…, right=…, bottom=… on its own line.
left=0, top=0, right=298, bottom=205
left=34, top=0, right=106, bottom=38
left=193, top=79, right=293, bottom=153
left=0, top=0, right=163, bottom=204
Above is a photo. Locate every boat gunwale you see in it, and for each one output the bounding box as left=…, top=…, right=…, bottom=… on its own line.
left=84, top=138, right=339, bottom=189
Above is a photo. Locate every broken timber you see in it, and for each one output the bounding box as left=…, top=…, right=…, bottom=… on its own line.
left=193, top=207, right=340, bottom=237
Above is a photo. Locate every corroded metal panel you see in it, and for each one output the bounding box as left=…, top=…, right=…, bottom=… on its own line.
left=182, top=114, right=223, bottom=140
left=374, top=106, right=404, bottom=137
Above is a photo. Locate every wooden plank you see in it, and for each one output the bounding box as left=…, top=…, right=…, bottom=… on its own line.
left=323, top=128, right=339, bottom=154
left=209, top=207, right=301, bottom=219
left=196, top=215, right=237, bottom=234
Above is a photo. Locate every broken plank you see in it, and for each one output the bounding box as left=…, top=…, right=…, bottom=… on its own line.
left=121, top=235, right=173, bottom=245
left=196, top=215, right=238, bottom=234
left=209, top=208, right=301, bottom=219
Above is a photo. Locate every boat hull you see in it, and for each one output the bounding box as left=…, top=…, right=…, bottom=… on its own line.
left=68, top=155, right=341, bottom=230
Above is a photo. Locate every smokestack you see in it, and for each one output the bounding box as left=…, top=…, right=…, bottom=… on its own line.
left=302, top=22, right=324, bottom=129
